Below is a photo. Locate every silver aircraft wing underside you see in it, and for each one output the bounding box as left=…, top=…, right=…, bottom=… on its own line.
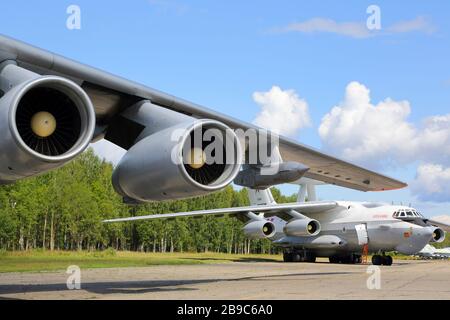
left=103, top=201, right=339, bottom=223
left=427, top=218, right=450, bottom=232
left=0, top=34, right=407, bottom=192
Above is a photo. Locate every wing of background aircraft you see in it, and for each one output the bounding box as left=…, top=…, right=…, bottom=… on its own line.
left=427, top=217, right=450, bottom=232
left=104, top=201, right=339, bottom=223
left=0, top=34, right=406, bottom=202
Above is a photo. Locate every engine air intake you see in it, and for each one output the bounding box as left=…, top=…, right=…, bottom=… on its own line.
left=0, top=72, right=95, bottom=183
left=16, top=87, right=82, bottom=156
left=183, top=128, right=227, bottom=186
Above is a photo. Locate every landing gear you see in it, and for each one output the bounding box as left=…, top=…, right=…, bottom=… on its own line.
left=372, top=254, right=393, bottom=266
left=329, top=254, right=362, bottom=264
left=372, top=255, right=382, bottom=265
left=291, top=252, right=301, bottom=262
left=304, top=252, right=316, bottom=263
left=283, top=250, right=316, bottom=263
left=329, top=256, right=339, bottom=264
left=383, top=255, right=393, bottom=266
left=283, top=252, right=293, bottom=262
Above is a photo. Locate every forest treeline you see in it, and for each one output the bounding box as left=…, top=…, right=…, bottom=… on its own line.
left=0, top=149, right=296, bottom=254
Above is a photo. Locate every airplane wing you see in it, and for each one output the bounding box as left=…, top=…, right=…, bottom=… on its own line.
left=427, top=217, right=450, bottom=232
left=103, top=201, right=339, bottom=223
left=0, top=34, right=407, bottom=192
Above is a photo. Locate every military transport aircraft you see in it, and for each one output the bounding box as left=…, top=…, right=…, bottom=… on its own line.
left=105, top=179, right=449, bottom=266
left=2, top=34, right=443, bottom=266
left=416, top=244, right=450, bottom=260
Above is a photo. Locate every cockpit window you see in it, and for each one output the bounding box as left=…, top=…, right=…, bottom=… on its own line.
left=393, top=208, right=423, bottom=219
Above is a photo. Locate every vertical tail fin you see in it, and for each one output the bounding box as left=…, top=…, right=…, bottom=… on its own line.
left=247, top=188, right=276, bottom=206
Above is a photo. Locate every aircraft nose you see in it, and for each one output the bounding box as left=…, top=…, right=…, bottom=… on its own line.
left=422, top=226, right=434, bottom=239
left=395, top=225, right=433, bottom=255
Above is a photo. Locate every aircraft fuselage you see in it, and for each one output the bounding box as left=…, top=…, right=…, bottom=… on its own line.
left=270, top=202, right=439, bottom=259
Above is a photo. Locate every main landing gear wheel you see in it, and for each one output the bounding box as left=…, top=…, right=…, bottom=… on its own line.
left=283, top=251, right=316, bottom=263
left=372, top=254, right=393, bottom=266
left=329, top=254, right=362, bottom=264
left=382, top=255, right=393, bottom=266
left=329, top=256, right=339, bottom=264
left=283, top=252, right=293, bottom=262
left=292, top=253, right=301, bottom=262
left=372, top=255, right=383, bottom=265
left=305, top=253, right=316, bottom=263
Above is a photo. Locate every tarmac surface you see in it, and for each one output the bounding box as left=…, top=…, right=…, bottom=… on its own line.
left=0, top=259, right=449, bottom=300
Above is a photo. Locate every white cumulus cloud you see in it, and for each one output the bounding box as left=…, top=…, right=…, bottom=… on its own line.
left=415, top=114, right=450, bottom=165
left=319, top=81, right=415, bottom=167
left=319, top=81, right=450, bottom=202
left=411, top=164, right=450, bottom=202
left=318, top=81, right=450, bottom=169
left=253, top=86, right=311, bottom=137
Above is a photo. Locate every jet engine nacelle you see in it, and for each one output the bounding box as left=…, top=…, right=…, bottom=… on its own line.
left=284, top=218, right=321, bottom=237
left=112, top=119, right=242, bottom=202
left=0, top=64, right=95, bottom=183
left=430, top=227, right=445, bottom=243
left=243, top=220, right=276, bottom=239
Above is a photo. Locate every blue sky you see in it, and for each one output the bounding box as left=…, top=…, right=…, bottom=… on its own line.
left=1, top=1, right=450, bottom=216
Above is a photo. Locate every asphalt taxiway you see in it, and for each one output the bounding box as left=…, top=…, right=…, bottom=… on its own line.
left=0, top=259, right=448, bottom=300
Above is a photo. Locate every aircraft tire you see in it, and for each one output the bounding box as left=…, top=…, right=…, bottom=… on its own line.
left=382, top=255, right=393, bottom=266
left=341, top=255, right=354, bottom=264
left=305, top=252, right=316, bottom=263
left=292, top=253, right=301, bottom=262
left=372, top=255, right=382, bottom=265
left=283, top=252, right=293, bottom=262
left=329, top=256, right=339, bottom=263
